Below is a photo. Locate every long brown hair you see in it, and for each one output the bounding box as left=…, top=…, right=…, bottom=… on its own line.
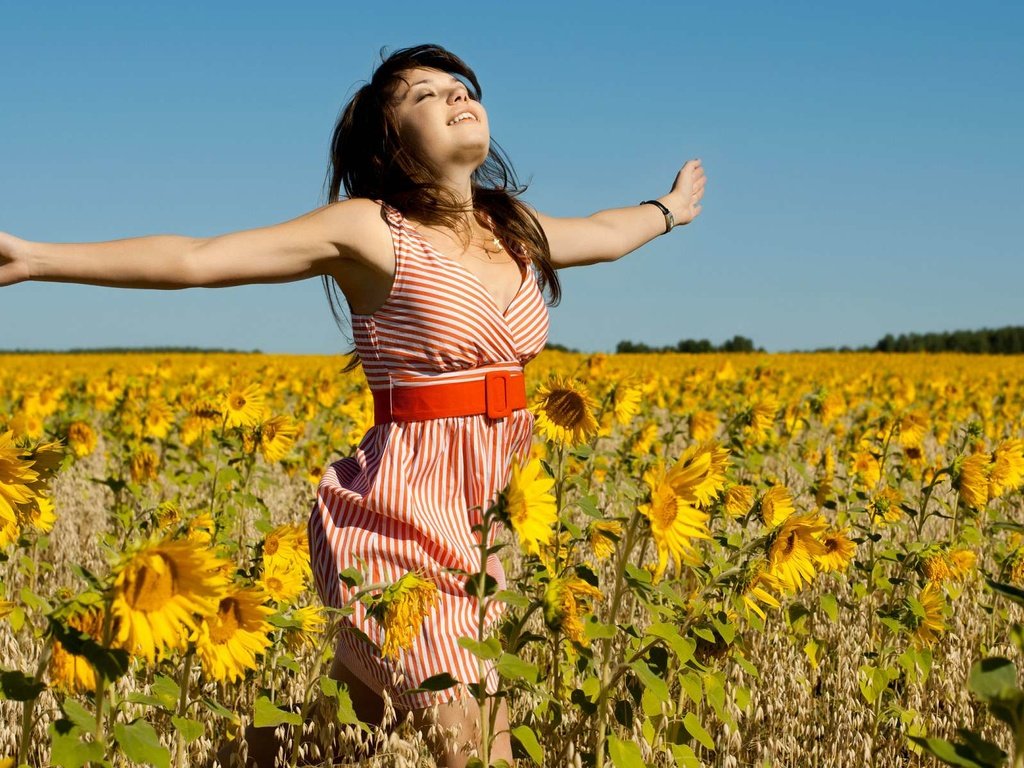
left=321, top=44, right=561, bottom=369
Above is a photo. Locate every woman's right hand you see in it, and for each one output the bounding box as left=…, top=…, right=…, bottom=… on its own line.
left=0, top=231, right=32, bottom=287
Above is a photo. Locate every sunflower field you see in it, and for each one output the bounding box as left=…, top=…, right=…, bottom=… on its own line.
left=2, top=350, right=1024, bottom=768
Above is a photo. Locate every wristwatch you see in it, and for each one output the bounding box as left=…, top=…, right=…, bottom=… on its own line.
left=639, top=200, right=675, bottom=234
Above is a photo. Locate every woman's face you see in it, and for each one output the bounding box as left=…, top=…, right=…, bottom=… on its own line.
left=389, top=67, right=490, bottom=176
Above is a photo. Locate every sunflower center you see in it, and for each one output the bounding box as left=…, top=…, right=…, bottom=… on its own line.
left=265, top=576, right=283, bottom=593
left=779, top=531, right=797, bottom=558
left=823, top=537, right=839, bottom=553
left=544, top=390, right=587, bottom=428
left=230, top=395, right=247, bottom=410
left=209, top=597, right=242, bottom=643
left=127, top=554, right=178, bottom=612
left=264, top=536, right=280, bottom=556
left=650, top=491, right=678, bottom=528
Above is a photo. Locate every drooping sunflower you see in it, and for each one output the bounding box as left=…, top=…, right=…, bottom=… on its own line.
left=543, top=574, right=604, bottom=645
left=898, top=411, right=929, bottom=449
left=372, top=571, right=439, bottom=660
left=814, top=527, right=856, bottom=572
left=723, top=484, right=755, bottom=518
left=110, top=536, right=231, bottom=662
left=587, top=519, right=623, bottom=561
left=223, top=383, right=267, bottom=429
left=531, top=376, right=599, bottom=446
left=920, top=549, right=952, bottom=583
left=909, top=582, right=946, bottom=647
left=989, top=439, right=1024, bottom=499
left=48, top=606, right=105, bottom=694
left=738, top=558, right=783, bottom=621
left=767, top=512, right=828, bottom=593
left=746, top=394, right=779, bottom=437
left=638, top=462, right=711, bottom=582
left=193, top=587, right=274, bottom=683
left=666, top=442, right=730, bottom=508
left=284, top=604, right=328, bottom=652
left=758, top=485, right=795, bottom=529
left=688, top=410, right=719, bottom=443
left=66, top=421, right=98, bottom=459
left=129, top=446, right=159, bottom=484
left=947, top=548, right=977, bottom=580
left=954, top=451, right=992, bottom=510
left=501, top=458, right=557, bottom=558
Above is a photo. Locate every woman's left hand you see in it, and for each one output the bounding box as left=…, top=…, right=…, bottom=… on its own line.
left=665, top=159, right=706, bottom=227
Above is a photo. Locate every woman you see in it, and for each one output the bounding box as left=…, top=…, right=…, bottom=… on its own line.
left=0, top=43, right=705, bottom=767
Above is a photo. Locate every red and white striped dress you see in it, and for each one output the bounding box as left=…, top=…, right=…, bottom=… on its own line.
left=308, top=199, right=549, bottom=710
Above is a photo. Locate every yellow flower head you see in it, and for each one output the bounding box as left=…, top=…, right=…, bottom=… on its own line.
left=758, top=485, right=795, bottom=529
left=767, top=513, right=828, bottom=593
left=868, top=486, right=904, bottom=526
left=543, top=574, right=603, bottom=646
left=667, top=442, right=730, bottom=508
left=954, top=451, right=992, bottom=510
left=921, top=550, right=952, bottom=583
left=0, top=431, right=39, bottom=530
left=739, top=558, right=783, bottom=621
left=259, top=559, right=307, bottom=605
left=256, top=415, right=299, bottom=463
left=129, top=446, right=160, bottom=484
left=639, top=462, right=711, bottom=582
left=66, top=421, right=98, bottom=459
left=111, top=537, right=231, bottom=662
left=193, top=587, right=274, bottom=683
left=375, top=571, right=439, bottom=660
left=910, top=582, right=946, bottom=648
left=262, top=523, right=311, bottom=580
left=612, top=384, right=643, bottom=427
left=587, top=519, right=623, bottom=561
left=223, top=384, right=267, bottom=429
left=814, top=528, right=856, bottom=572
left=49, top=607, right=105, bottom=694
left=947, top=548, right=977, bottom=580
left=898, top=411, right=929, bottom=449
left=532, top=377, right=599, bottom=446
left=502, top=458, right=557, bottom=558
left=989, top=439, right=1024, bottom=499
left=688, top=410, right=719, bottom=443
left=723, top=484, right=755, bottom=518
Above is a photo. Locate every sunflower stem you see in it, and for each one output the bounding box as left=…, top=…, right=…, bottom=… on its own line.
left=173, top=651, right=193, bottom=768
left=16, top=636, right=52, bottom=767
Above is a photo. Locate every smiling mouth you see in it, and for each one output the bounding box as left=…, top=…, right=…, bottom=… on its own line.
left=447, top=114, right=478, bottom=126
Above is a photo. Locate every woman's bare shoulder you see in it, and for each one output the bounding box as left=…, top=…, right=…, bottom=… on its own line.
left=321, top=197, right=394, bottom=268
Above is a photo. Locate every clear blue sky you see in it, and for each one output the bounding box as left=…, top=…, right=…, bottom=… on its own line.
left=2, top=1, right=1021, bottom=354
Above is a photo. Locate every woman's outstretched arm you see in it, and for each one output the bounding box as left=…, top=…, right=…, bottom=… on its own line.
left=528, top=159, right=706, bottom=268
left=0, top=198, right=381, bottom=289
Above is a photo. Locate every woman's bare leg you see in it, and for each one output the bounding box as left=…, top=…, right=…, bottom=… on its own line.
left=409, top=693, right=513, bottom=768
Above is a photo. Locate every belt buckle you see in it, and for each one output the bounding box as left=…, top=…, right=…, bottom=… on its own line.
left=484, top=371, right=512, bottom=419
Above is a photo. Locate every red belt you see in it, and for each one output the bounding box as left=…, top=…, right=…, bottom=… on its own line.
left=373, top=370, right=527, bottom=424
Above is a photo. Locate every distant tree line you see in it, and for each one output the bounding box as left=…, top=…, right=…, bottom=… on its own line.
left=872, top=326, right=1024, bottom=354
left=615, top=335, right=762, bottom=354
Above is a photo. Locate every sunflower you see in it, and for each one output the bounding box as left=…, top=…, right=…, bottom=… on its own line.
left=746, top=394, right=779, bottom=437
left=256, top=415, right=299, bottom=463
left=758, top=485, right=795, bottom=528
left=921, top=550, right=952, bottom=583
left=639, top=462, right=711, bottom=582
left=767, top=513, right=828, bottom=593
left=814, top=528, right=856, bottom=572
left=259, top=559, right=307, bottom=605
left=630, top=421, right=660, bottom=458
left=898, top=411, right=929, bottom=449
left=193, top=587, right=274, bottom=683
left=532, top=377, right=599, bottom=446
left=609, top=384, right=642, bottom=427
left=110, top=536, right=231, bottom=662
left=688, top=410, right=719, bottom=443
left=543, top=574, right=604, bottom=645
left=852, top=450, right=881, bottom=489
left=0, top=430, right=39, bottom=528
left=587, top=519, right=623, bottom=561
left=868, top=486, right=903, bottom=526
left=954, top=451, right=992, bottom=510
left=501, top=458, right=557, bottom=558
left=723, top=484, right=755, bottom=518
left=49, top=607, right=105, bottom=694
left=738, top=559, right=783, bottom=621
left=947, top=548, right=977, bottom=580
left=284, top=604, right=328, bottom=652
left=372, top=571, right=439, bottom=660
left=223, top=384, right=267, bottom=429
left=989, top=439, right=1024, bottom=499
left=129, top=446, right=159, bottom=484
left=667, top=442, right=730, bottom=508
left=909, top=582, right=946, bottom=648
left=262, top=522, right=311, bottom=578
left=66, top=421, right=97, bottom=459
left=142, top=400, right=176, bottom=440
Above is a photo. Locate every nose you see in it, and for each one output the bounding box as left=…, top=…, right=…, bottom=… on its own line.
left=449, top=84, right=468, bottom=104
